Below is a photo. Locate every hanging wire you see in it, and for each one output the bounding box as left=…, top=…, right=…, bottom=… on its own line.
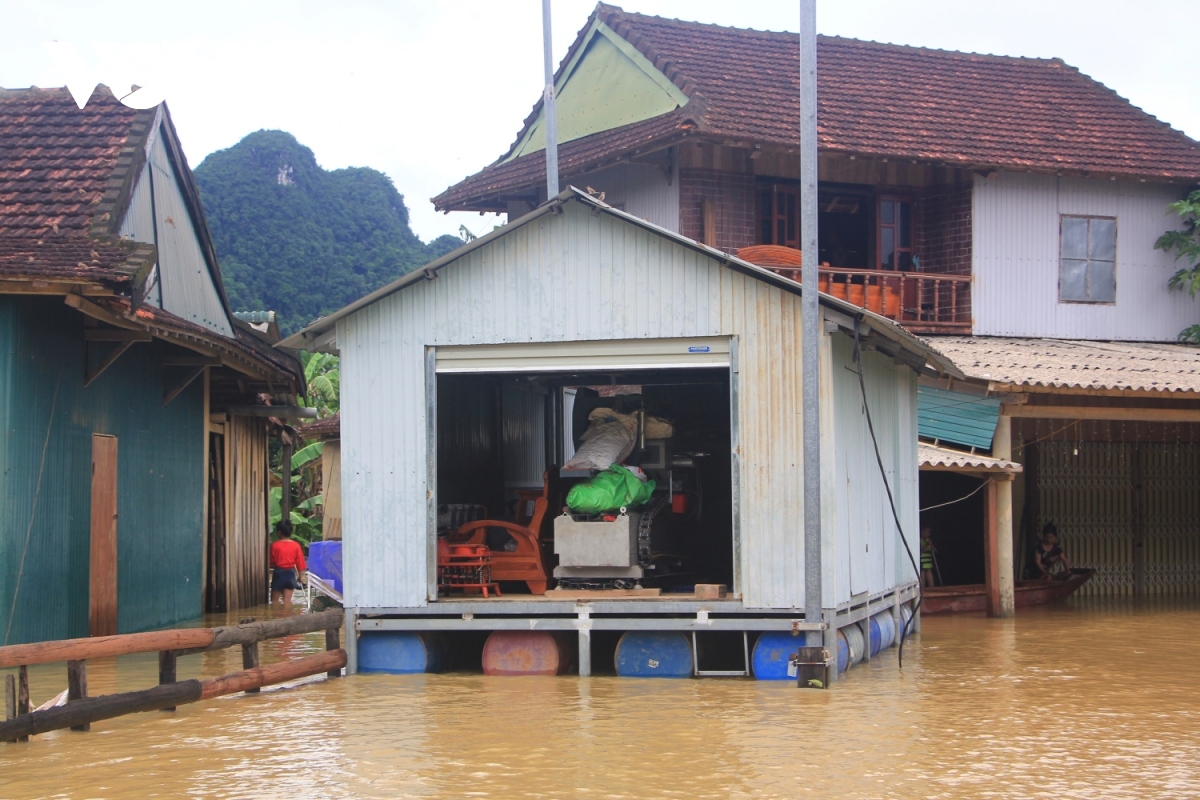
left=852, top=323, right=922, bottom=668
left=920, top=477, right=993, bottom=512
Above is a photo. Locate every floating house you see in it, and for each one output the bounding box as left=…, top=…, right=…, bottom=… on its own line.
left=0, top=87, right=304, bottom=643
left=434, top=4, right=1200, bottom=616
left=283, top=188, right=957, bottom=679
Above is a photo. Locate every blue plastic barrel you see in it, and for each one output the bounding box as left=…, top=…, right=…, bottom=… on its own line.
left=898, top=603, right=914, bottom=639
left=836, top=623, right=865, bottom=674
left=358, top=631, right=448, bottom=674
left=614, top=632, right=693, bottom=678
left=868, top=612, right=896, bottom=656
left=752, top=632, right=813, bottom=680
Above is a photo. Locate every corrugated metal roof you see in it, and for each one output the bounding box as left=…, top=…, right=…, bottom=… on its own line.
left=919, top=443, right=1022, bottom=473
left=917, top=385, right=1001, bottom=450
left=926, top=336, right=1200, bottom=395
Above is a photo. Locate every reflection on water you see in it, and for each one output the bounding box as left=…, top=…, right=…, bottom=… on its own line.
left=2, top=601, right=1199, bottom=799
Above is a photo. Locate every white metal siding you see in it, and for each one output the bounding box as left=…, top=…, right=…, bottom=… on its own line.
left=572, top=162, right=680, bottom=233
left=148, top=132, right=233, bottom=337
left=339, top=201, right=836, bottom=609
left=825, top=335, right=919, bottom=606
left=973, top=172, right=1196, bottom=340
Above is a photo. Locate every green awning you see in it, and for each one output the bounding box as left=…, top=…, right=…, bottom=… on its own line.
left=917, top=385, right=1001, bottom=450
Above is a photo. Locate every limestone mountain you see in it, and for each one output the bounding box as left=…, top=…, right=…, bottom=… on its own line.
left=194, top=130, right=460, bottom=333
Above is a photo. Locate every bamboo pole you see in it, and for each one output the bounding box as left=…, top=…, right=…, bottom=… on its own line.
left=0, top=650, right=346, bottom=741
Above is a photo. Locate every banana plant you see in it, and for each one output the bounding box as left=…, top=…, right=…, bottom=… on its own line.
left=270, top=440, right=326, bottom=550
left=300, top=351, right=339, bottom=417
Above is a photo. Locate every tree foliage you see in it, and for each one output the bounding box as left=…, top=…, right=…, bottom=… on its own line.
left=194, top=130, right=461, bottom=334
left=1155, top=189, right=1200, bottom=342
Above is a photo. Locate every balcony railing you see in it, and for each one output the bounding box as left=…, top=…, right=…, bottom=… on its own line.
left=735, top=246, right=971, bottom=334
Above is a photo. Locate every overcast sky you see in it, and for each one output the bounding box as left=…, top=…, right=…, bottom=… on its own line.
left=3, top=1, right=1198, bottom=243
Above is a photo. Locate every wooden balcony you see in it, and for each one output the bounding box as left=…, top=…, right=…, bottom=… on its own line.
left=736, top=246, right=971, bottom=334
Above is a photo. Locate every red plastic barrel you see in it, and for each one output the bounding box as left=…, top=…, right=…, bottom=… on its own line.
left=482, top=631, right=574, bottom=676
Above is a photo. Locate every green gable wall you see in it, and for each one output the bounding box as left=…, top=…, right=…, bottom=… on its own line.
left=0, top=297, right=204, bottom=645
left=505, top=20, right=688, bottom=161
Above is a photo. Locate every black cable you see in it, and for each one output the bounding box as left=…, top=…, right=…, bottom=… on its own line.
left=852, top=322, right=922, bottom=668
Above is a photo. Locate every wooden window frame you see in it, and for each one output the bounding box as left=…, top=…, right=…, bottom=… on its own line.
left=877, top=195, right=915, bottom=271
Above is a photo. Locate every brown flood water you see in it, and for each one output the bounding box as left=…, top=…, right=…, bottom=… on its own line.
left=2, top=600, right=1199, bottom=799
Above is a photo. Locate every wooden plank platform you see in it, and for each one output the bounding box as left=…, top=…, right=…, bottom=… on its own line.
left=543, top=588, right=662, bottom=600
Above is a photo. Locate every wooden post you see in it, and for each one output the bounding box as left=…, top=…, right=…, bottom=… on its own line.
left=5, top=673, right=14, bottom=720
left=240, top=617, right=260, bottom=693
left=158, top=650, right=178, bottom=711
left=17, top=665, right=29, bottom=740
left=703, top=199, right=717, bottom=247
left=994, top=414, right=1016, bottom=617
left=325, top=627, right=342, bottom=678
left=984, top=479, right=1001, bottom=617
left=67, top=659, right=89, bottom=731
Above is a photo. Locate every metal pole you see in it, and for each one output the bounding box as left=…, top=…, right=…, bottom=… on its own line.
left=800, top=0, right=821, bottom=625
left=541, top=0, right=560, bottom=199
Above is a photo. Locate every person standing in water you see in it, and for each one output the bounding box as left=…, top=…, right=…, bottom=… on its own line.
left=270, top=520, right=307, bottom=607
left=920, top=527, right=938, bottom=588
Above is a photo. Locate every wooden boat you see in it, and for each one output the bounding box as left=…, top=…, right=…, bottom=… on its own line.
left=921, top=569, right=1095, bottom=614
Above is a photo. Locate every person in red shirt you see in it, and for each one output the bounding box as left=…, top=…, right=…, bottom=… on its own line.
left=270, top=520, right=307, bottom=607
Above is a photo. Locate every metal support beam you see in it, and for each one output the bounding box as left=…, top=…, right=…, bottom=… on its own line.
left=799, top=0, right=823, bottom=627
left=541, top=0, right=559, bottom=199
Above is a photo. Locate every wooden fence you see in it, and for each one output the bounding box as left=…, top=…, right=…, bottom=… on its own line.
left=1, top=609, right=344, bottom=742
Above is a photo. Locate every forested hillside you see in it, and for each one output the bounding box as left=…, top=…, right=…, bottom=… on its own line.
left=194, top=130, right=460, bottom=333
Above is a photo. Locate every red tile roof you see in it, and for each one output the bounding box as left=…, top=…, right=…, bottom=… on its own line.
left=435, top=4, right=1200, bottom=211
left=0, top=86, right=155, bottom=283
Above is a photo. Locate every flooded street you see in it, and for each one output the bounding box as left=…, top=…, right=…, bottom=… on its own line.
left=2, top=601, right=1198, bottom=799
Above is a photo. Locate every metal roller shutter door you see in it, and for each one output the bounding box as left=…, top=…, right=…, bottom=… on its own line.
left=435, top=337, right=731, bottom=373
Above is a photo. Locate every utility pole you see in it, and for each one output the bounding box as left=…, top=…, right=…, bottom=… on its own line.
left=542, top=0, right=559, bottom=199
left=799, top=0, right=824, bottom=651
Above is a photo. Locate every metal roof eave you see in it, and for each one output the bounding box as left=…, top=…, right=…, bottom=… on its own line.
left=278, top=187, right=962, bottom=379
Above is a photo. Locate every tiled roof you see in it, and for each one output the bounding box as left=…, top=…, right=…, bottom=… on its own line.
left=435, top=4, right=1200, bottom=210
left=0, top=86, right=155, bottom=282
left=300, top=413, right=340, bottom=439
left=927, top=336, right=1200, bottom=395
left=919, top=442, right=1021, bottom=473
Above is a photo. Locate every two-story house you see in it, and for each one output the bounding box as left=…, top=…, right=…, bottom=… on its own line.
left=434, top=4, right=1200, bottom=608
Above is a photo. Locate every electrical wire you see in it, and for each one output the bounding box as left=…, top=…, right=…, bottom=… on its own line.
left=852, top=323, right=922, bottom=668
left=919, top=478, right=992, bottom=513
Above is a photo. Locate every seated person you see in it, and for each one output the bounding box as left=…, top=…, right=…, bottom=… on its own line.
left=1035, top=523, right=1071, bottom=581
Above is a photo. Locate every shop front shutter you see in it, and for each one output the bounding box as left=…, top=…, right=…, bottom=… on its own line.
left=435, top=337, right=731, bottom=373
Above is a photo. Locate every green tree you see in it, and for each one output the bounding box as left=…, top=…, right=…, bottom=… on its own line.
left=1155, top=189, right=1200, bottom=342
left=194, top=130, right=461, bottom=334
left=301, top=351, right=340, bottom=417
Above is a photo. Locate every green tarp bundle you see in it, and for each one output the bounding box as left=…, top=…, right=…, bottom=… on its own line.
left=566, top=465, right=655, bottom=514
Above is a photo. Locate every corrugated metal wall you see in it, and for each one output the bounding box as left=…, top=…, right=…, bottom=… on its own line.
left=917, top=385, right=1001, bottom=451
left=0, top=298, right=204, bottom=644
left=826, top=335, right=919, bottom=606
left=973, top=172, right=1193, bottom=341
left=339, top=200, right=918, bottom=610
left=501, top=382, right=546, bottom=488
left=147, top=131, right=234, bottom=337
left=1036, top=441, right=1200, bottom=597
left=117, top=161, right=162, bottom=308
left=224, top=416, right=268, bottom=609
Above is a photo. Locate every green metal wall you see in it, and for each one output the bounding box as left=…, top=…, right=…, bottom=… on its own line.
left=0, top=297, right=204, bottom=644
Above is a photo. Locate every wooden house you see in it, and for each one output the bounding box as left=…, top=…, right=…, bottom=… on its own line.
left=0, top=87, right=304, bottom=643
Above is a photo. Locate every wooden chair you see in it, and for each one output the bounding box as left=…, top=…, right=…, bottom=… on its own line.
left=451, top=476, right=551, bottom=595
